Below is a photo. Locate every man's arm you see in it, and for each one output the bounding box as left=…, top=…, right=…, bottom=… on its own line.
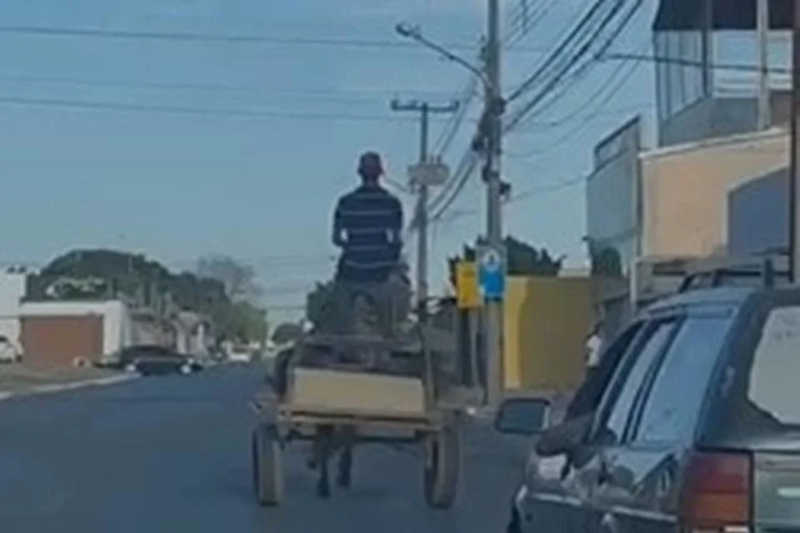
left=390, top=197, right=403, bottom=249
left=332, top=200, right=346, bottom=248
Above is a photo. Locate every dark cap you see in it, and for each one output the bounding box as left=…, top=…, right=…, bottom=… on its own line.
left=358, top=151, right=384, bottom=178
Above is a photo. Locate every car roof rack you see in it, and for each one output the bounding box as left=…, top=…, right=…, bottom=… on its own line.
left=678, top=255, right=789, bottom=293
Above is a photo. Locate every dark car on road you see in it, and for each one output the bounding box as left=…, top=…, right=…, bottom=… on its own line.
left=496, top=284, right=800, bottom=533
left=118, top=345, right=202, bottom=376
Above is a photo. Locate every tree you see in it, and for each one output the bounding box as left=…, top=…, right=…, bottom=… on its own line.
left=271, top=322, right=303, bottom=344
left=584, top=238, right=624, bottom=277
left=447, top=236, right=563, bottom=284
left=31, top=248, right=269, bottom=344
left=305, top=281, right=335, bottom=326
left=196, top=255, right=264, bottom=302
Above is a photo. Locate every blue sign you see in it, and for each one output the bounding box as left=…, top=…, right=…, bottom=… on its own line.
left=478, top=246, right=505, bottom=301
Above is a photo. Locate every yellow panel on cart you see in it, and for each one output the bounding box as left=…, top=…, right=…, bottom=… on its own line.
left=290, top=369, right=426, bottom=418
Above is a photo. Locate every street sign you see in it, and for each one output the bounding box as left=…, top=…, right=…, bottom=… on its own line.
left=408, top=160, right=450, bottom=186
left=478, top=245, right=506, bottom=301
left=456, top=261, right=481, bottom=309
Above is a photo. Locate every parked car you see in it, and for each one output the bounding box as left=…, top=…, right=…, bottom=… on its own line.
left=0, top=336, right=20, bottom=364
left=117, top=345, right=201, bottom=376
left=496, top=285, right=800, bottom=533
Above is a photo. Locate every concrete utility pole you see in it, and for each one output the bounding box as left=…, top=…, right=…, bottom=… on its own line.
left=791, top=0, right=800, bottom=281
left=757, top=0, right=772, bottom=131
left=484, top=0, right=505, bottom=407
left=390, top=99, right=459, bottom=318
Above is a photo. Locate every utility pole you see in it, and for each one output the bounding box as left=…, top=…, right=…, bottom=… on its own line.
left=791, top=0, right=800, bottom=281
left=757, top=0, right=771, bottom=131
left=391, top=99, right=459, bottom=318
left=484, top=0, right=505, bottom=407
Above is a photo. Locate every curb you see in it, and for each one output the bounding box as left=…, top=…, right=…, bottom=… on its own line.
left=0, top=374, right=140, bottom=401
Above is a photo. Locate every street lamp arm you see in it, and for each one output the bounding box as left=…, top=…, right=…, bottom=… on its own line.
left=395, top=23, right=493, bottom=92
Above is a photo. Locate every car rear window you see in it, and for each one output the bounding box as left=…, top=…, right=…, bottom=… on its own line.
left=749, top=306, right=800, bottom=425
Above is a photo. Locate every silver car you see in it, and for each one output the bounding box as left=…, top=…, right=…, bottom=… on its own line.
left=497, top=286, right=800, bottom=533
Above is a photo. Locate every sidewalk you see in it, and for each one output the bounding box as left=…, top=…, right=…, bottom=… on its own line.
left=0, top=363, right=137, bottom=399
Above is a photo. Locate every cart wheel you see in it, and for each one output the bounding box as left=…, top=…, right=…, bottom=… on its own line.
left=424, top=426, right=461, bottom=509
left=252, top=424, right=283, bottom=506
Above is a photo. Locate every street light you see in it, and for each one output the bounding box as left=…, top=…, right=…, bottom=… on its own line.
left=395, top=22, right=494, bottom=94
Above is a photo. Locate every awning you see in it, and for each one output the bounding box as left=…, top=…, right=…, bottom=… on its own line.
left=653, top=0, right=793, bottom=31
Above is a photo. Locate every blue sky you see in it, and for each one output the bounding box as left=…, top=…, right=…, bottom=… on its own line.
left=0, top=0, right=657, bottom=320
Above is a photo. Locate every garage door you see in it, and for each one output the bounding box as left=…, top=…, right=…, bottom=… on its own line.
left=21, top=315, right=104, bottom=368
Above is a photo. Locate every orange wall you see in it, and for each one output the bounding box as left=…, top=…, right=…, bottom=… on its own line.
left=641, top=131, right=789, bottom=257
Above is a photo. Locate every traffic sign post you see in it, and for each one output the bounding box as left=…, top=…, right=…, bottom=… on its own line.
left=478, top=245, right=506, bottom=301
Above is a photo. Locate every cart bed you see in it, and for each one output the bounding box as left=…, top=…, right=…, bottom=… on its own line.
left=288, top=368, right=426, bottom=418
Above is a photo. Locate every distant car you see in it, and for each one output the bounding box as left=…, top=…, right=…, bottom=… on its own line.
left=227, top=349, right=252, bottom=364
left=0, top=336, right=20, bottom=364
left=118, top=345, right=201, bottom=376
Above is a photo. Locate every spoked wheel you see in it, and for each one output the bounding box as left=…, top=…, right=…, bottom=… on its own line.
left=424, top=426, right=461, bottom=509
left=252, top=424, right=284, bottom=506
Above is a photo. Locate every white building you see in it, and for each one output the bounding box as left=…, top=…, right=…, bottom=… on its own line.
left=0, top=271, right=29, bottom=353
left=19, top=300, right=133, bottom=367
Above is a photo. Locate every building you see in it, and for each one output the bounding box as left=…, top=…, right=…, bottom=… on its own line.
left=585, top=117, right=643, bottom=273
left=19, top=300, right=133, bottom=368
left=728, top=166, right=789, bottom=256
left=654, top=0, right=793, bottom=146
left=0, top=270, right=29, bottom=353
left=583, top=0, right=795, bottom=329
left=640, top=128, right=788, bottom=257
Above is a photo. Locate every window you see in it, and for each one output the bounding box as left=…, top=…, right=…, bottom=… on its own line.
left=748, top=306, right=800, bottom=425
left=633, top=316, right=733, bottom=444
left=597, top=321, right=677, bottom=445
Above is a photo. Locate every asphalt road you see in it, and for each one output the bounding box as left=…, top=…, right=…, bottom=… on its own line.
left=0, top=363, right=531, bottom=533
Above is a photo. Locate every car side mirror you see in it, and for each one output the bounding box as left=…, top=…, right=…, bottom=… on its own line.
left=494, top=398, right=551, bottom=436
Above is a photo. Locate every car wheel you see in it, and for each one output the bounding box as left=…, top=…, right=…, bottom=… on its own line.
left=179, top=364, right=192, bottom=375
left=125, top=363, right=137, bottom=373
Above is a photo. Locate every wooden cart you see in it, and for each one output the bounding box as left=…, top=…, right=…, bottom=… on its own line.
left=250, top=326, right=478, bottom=509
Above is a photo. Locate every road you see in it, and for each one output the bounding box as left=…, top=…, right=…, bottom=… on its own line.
left=0, top=364, right=530, bottom=533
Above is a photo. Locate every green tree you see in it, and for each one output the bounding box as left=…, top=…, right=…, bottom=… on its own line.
left=447, top=236, right=563, bottom=284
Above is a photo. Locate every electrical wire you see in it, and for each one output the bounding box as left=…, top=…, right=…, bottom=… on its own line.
left=507, top=0, right=614, bottom=103
left=507, top=53, right=644, bottom=158
left=505, top=175, right=586, bottom=203
left=505, top=0, right=642, bottom=133
left=512, top=38, right=649, bottom=133
left=0, top=94, right=442, bottom=122
left=0, top=25, right=551, bottom=53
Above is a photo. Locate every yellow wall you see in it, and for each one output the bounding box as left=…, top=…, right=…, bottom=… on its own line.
left=504, top=276, right=595, bottom=392
left=641, top=131, right=788, bottom=257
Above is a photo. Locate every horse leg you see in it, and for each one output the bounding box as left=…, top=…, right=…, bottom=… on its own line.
left=316, top=426, right=333, bottom=498
left=336, top=426, right=355, bottom=488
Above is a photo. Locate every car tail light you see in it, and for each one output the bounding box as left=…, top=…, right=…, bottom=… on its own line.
left=680, top=451, right=752, bottom=533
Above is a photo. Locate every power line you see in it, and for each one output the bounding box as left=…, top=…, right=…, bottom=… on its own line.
left=518, top=55, right=641, bottom=157
left=508, top=54, right=644, bottom=158
left=506, top=0, right=642, bottom=132
left=0, top=25, right=550, bottom=53
left=506, top=0, right=558, bottom=50
left=434, top=76, right=478, bottom=155
left=602, top=52, right=793, bottom=74
left=0, top=73, right=406, bottom=105
left=511, top=38, right=649, bottom=133
left=0, top=95, right=442, bottom=122
left=507, top=0, right=614, bottom=103
left=431, top=152, right=480, bottom=221
left=506, top=175, right=586, bottom=203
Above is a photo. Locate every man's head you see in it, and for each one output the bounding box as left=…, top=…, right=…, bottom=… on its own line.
left=358, top=151, right=384, bottom=183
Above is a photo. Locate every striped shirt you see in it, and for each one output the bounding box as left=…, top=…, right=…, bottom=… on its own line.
left=333, top=184, right=403, bottom=282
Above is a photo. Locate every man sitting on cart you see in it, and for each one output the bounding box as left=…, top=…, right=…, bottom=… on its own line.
left=333, top=151, right=403, bottom=286
left=327, top=151, right=410, bottom=343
